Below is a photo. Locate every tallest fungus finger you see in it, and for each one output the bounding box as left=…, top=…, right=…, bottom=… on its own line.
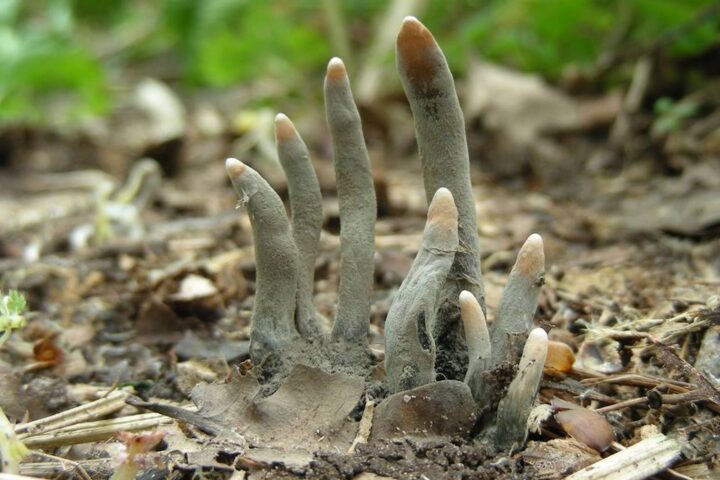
left=324, top=57, right=377, bottom=345
left=274, top=113, right=323, bottom=337
left=397, top=16, right=483, bottom=379
left=226, top=158, right=299, bottom=367
left=396, top=16, right=482, bottom=292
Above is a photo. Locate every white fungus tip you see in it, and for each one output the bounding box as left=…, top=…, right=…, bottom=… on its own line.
left=225, top=157, right=246, bottom=178
left=459, top=290, right=476, bottom=304
left=402, top=16, right=420, bottom=26
left=326, top=57, right=347, bottom=80
left=274, top=113, right=297, bottom=141
left=427, top=187, right=458, bottom=229
left=528, top=327, right=548, bottom=344
left=515, top=233, right=545, bottom=276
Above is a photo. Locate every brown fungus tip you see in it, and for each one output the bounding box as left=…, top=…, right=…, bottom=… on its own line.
left=225, top=157, right=246, bottom=179
left=274, top=113, right=297, bottom=142
left=397, top=16, right=438, bottom=84
left=514, top=233, right=545, bottom=277
left=427, top=187, right=457, bottom=231
left=326, top=57, right=347, bottom=81
left=398, top=16, right=433, bottom=45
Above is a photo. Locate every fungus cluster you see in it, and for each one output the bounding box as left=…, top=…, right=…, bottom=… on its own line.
left=221, top=16, right=548, bottom=452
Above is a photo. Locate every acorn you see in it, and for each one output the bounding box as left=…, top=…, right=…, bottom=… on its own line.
left=555, top=408, right=614, bottom=452
left=544, top=340, right=575, bottom=375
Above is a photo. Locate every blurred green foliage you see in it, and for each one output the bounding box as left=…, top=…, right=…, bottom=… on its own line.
left=161, top=1, right=332, bottom=86
left=0, top=0, right=107, bottom=123
left=652, top=96, right=700, bottom=135
left=428, top=0, right=719, bottom=76
left=1, top=0, right=718, bottom=125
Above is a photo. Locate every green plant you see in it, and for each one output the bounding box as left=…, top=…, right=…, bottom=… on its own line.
left=652, top=96, right=699, bottom=136
left=430, top=0, right=719, bottom=78
left=0, top=290, right=27, bottom=347
left=0, top=0, right=108, bottom=124
left=3, top=1, right=716, bottom=125
left=0, top=407, right=28, bottom=474
left=161, top=0, right=332, bottom=87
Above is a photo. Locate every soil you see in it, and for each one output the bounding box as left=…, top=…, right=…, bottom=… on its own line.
left=1, top=59, right=720, bottom=479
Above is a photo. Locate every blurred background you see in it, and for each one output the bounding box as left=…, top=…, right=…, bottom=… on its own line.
left=1, top=0, right=717, bottom=162
left=1, top=0, right=719, bottom=268
left=1, top=0, right=720, bottom=443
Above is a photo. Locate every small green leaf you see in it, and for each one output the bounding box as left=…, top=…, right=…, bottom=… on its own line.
left=6, top=290, right=26, bottom=315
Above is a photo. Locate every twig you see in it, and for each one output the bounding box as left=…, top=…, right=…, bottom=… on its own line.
left=594, top=397, right=648, bottom=414
left=609, top=56, right=653, bottom=147
left=15, top=390, right=130, bottom=436
left=21, top=413, right=172, bottom=449
left=28, top=451, right=92, bottom=480
left=651, top=340, right=720, bottom=405
left=125, top=396, right=220, bottom=435
left=0, top=474, right=50, bottom=480
left=20, top=454, right=167, bottom=480
left=581, top=373, right=693, bottom=391
left=348, top=399, right=375, bottom=454
left=566, top=433, right=681, bottom=480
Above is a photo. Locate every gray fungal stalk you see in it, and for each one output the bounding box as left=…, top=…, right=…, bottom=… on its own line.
left=222, top=16, right=550, bottom=453
left=385, top=188, right=459, bottom=392
left=324, top=58, right=377, bottom=345
left=226, top=158, right=300, bottom=371
left=275, top=113, right=323, bottom=337
left=396, top=16, right=484, bottom=380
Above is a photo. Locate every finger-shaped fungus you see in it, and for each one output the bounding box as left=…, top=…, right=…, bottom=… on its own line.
left=460, top=290, right=491, bottom=402
left=217, top=16, right=554, bottom=456
left=324, top=57, right=377, bottom=345
left=275, top=113, right=323, bottom=337
left=495, top=328, right=549, bottom=452
left=490, top=233, right=545, bottom=367
left=385, top=188, right=458, bottom=392
left=226, top=158, right=300, bottom=369
left=396, top=16, right=483, bottom=380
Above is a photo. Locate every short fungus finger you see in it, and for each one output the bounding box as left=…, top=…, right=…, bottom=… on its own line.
left=226, top=158, right=300, bottom=370
left=385, top=188, right=459, bottom=393
left=490, top=233, right=545, bottom=367
left=460, top=290, right=491, bottom=401
left=495, top=328, right=549, bottom=452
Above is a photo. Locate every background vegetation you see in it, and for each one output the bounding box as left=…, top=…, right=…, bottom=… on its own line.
left=2, top=0, right=717, bottom=125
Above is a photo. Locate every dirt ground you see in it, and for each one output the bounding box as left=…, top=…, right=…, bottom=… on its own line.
left=1, top=64, right=719, bottom=479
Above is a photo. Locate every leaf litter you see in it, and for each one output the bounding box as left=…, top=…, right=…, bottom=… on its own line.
left=1, top=18, right=720, bottom=480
